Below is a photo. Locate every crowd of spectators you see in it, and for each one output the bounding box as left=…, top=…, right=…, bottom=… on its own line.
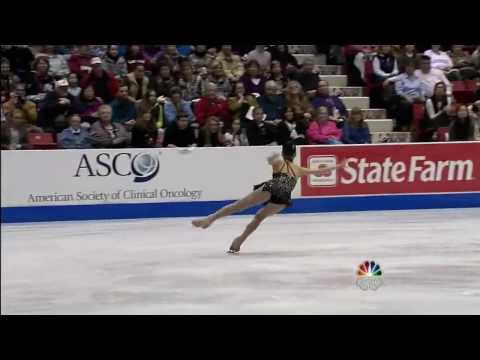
left=1, top=45, right=479, bottom=150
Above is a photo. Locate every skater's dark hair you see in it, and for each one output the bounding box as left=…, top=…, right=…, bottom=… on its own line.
left=282, top=141, right=296, bottom=161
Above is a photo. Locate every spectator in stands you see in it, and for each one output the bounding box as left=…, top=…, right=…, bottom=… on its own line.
left=425, top=82, right=453, bottom=127
left=26, top=57, right=54, bottom=97
left=291, top=58, right=319, bottom=97
left=189, top=45, right=210, bottom=71
left=240, top=60, right=267, bottom=95
left=80, top=57, right=119, bottom=103
left=306, top=106, right=343, bottom=145
left=193, top=82, right=230, bottom=127
left=163, top=112, right=197, bottom=148
left=1, top=108, right=43, bottom=150
left=126, top=64, right=149, bottom=100
left=2, top=83, right=38, bottom=124
left=268, top=60, right=288, bottom=93
left=341, top=107, right=371, bottom=144
left=291, top=119, right=309, bottom=145
left=136, top=89, right=157, bottom=118
left=372, top=45, right=399, bottom=108
left=143, top=45, right=163, bottom=64
left=448, top=45, right=478, bottom=81
left=38, top=79, right=82, bottom=132
left=1, top=59, right=20, bottom=100
left=469, top=101, right=480, bottom=140
left=424, top=45, right=453, bottom=73
left=102, top=45, right=128, bottom=79
left=1, top=45, right=35, bottom=83
left=178, top=65, right=200, bottom=101
left=216, top=45, right=244, bottom=82
left=247, top=45, right=271, bottom=72
left=393, top=59, right=425, bottom=131
left=245, top=107, right=277, bottom=146
left=257, top=80, right=286, bottom=121
left=228, top=81, right=258, bottom=125
left=397, top=45, right=420, bottom=72
left=78, top=85, right=104, bottom=125
left=110, top=84, right=137, bottom=128
left=385, top=55, right=452, bottom=99
left=155, top=45, right=182, bottom=74
left=472, top=46, right=480, bottom=70
left=164, top=87, right=195, bottom=126
left=68, top=45, right=92, bottom=78
left=125, top=45, right=148, bottom=73
left=285, top=80, right=312, bottom=113
left=67, top=72, right=81, bottom=98
left=57, top=114, right=92, bottom=149
left=311, top=80, right=348, bottom=119
left=198, top=116, right=225, bottom=147
left=42, top=46, right=70, bottom=78
left=269, top=45, right=299, bottom=73
left=209, top=61, right=232, bottom=98
left=131, top=111, right=158, bottom=148
left=89, top=104, right=129, bottom=148
left=418, top=82, right=452, bottom=142
left=276, top=107, right=298, bottom=145
left=194, top=66, right=210, bottom=97
left=89, top=45, right=108, bottom=58
left=150, top=64, right=176, bottom=97
left=224, top=117, right=249, bottom=146
left=449, top=104, right=475, bottom=141
left=176, top=45, right=193, bottom=57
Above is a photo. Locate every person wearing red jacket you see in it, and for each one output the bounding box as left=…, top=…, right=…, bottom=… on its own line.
left=80, top=57, right=119, bottom=104
left=68, top=45, right=93, bottom=78
left=193, top=82, right=230, bottom=127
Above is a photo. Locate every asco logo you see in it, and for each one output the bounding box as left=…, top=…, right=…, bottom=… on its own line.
left=74, top=152, right=160, bottom=183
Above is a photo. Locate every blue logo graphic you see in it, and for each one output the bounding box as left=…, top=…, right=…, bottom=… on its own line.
left=131, top=153, right=160, bottom=183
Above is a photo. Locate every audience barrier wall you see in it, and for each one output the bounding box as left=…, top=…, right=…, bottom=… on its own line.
left=2, top=142, right=480, bottom=223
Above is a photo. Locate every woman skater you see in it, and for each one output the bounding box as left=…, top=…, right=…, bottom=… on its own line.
left=192, top=142, right=347, bottom=253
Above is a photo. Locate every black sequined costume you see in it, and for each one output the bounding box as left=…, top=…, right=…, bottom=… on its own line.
left=254, top=161, right=298, bottom=206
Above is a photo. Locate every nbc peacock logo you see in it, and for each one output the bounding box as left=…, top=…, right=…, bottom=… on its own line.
left=356, top=261, right=384, bottom=291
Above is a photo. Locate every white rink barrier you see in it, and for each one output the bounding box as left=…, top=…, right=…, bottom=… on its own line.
left=2, top=142, right=480, bottom=222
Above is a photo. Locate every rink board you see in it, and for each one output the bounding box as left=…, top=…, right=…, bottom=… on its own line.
left=2, top=143, right=480, bottom=223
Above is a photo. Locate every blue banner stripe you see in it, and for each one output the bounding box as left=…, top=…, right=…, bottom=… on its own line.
left=2, top=193, right=480, bottom=223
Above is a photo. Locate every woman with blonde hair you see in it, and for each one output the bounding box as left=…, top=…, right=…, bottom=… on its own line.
left=197, top=116, right=225, bottom=147
left=285, top=80, right=311, bottom=113
left=341, top=107, right=371, bottom=144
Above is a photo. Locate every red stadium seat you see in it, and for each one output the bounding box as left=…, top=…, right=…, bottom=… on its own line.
left=436, top=127, right=449, bottom=142
left=27, top=133, right=57, bottom=149
left=412, top=103, right=426, bottom=141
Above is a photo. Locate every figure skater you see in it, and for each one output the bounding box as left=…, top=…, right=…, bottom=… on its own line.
left=192, top=142, right=346, bottom=253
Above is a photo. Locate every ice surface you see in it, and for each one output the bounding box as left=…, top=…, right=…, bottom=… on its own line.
left=2, top=208, right=480, bottom=315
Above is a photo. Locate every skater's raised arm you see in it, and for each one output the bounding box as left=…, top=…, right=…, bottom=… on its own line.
left=295, top=159, right=347, bottom=178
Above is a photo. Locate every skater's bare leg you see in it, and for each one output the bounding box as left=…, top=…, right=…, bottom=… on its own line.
left=192, top=190, right=270, bottom=229
left=229, top=203, right=286, bottom=252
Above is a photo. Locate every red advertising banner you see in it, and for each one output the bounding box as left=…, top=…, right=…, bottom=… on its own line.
left=300, top=142, right=480, bottom=197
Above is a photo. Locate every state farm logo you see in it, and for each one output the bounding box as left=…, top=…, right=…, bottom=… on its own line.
left=308, top=155, right=474, bottom=187
left=308, top=155, right=337, bottom=187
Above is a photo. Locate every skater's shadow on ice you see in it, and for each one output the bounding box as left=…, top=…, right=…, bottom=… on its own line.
left=201, top=250, right=318, bottom=259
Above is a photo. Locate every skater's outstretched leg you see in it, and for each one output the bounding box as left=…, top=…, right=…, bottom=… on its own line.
left=192, top=190, right=270, bottom=229
left=229, top=203, right=286, bottom=253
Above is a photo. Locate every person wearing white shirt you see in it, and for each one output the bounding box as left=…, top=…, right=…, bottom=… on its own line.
left=424, top=45, right=453, bottom=72
left=386, top=55, right=452, bottom=98
left=371, top=45, right=399, bottom=109
left=247, top=45, right=272, bottom=72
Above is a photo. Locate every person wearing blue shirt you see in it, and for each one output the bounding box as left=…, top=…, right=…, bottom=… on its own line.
left=110, top=85, right=137, bottom=126
left=393, top=59, right=425, bottom=131
left=341, top=107, right=371, bottom=144
left=164, top=88, right=195, bottom=126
